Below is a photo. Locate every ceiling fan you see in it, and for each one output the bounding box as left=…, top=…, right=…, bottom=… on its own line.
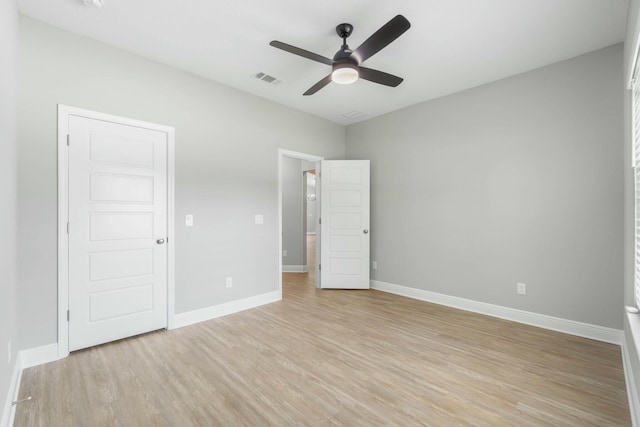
left=269, top=15, right=411, bottom=96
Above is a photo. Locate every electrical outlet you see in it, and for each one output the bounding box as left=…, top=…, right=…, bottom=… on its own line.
left=372, top=261, right=377, bottom=270
left=283, top=249, right=287, bottom=257
left=7, top=341, right=11, bottom=364
left=517, top=282, right=526, bottom=295
left=185, top=214, right=194, bottom=227
left=226, top=277, right=233, bottom=288
left=255, top=214, right=264, bottom=225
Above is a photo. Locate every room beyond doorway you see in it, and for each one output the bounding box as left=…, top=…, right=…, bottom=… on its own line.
left=282, top=158, right=315, bottom=273
left=278, top=149, right=323, bottom=296
left=282, top=234, right=316, bottom=289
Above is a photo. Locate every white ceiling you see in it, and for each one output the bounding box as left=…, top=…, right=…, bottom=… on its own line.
left=18, top=0, right=629, bottom=125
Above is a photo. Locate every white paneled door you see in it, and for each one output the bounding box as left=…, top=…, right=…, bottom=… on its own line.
left=68, top=114, right=168, bottom=351
left=320, top=160, right=370, bottom=289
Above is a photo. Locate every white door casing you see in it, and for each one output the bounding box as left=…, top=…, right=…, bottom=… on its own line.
left=320, top=160, right=370, bottom=289
left=58, top=105, right=175, bottom=355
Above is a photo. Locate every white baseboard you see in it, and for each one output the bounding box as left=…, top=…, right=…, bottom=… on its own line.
left=172, top=290, right=281, bottom=329
left=19, top=343, right=59, bottom=370
left=0, top=355, right=22, bottom=427
left=622, top=333, right=640, bottom=427
left=282, top=265, right=308, bottom=273
left=9, top=291, right=282, bottom=370
left=1, top=341, right=68, bottom=425
left=371, top=280, right=623, bottom=345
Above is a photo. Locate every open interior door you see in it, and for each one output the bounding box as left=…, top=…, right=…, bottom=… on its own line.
left=319, top=160, right=370, bottom=289
left=67, top=114, right=168, bottom=351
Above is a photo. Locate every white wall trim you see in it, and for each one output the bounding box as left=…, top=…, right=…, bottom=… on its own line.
left=627, top=4, right=640, bottom=88
left=19, top=344, right=60, bottom=370
left=0, top=356, right=21, bottom=427
left=371, top=280, right=623, bottom=345
left=282, top=265, right=309, bottom=273
left=172, top=290, right=281, bottom=329
left=57, top=105, right=176, bottom=354
left=623, top=334, right=640, bottom=427
left=1, top=343, right=62, bottom=427
left=166, top=126, right=176, bottom=329
left=625, top=310, right=640, bottom=427
left=57, top=105, right=71, bottom=359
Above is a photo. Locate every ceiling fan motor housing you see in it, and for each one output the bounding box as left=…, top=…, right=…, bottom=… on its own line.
left=333, top=48, right=356, bottom=64
left=332, top=58, right=358, bottom=72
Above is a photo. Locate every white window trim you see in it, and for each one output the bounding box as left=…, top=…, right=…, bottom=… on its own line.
left=632, top=75, right=640, bottom=308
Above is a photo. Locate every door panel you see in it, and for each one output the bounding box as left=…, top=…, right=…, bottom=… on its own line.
left=320, top=160, right=370, bottom=289
left=89, top=284, right=154, bottom=321
left=89, top=133, right=155, bottom=167
left=90, top=173, right=154, bottom=202
left=68, top=115, right=168, bottom=351
left=89, top=248, right=153, bottom=281
left=89, top=213, right=153, bottom=241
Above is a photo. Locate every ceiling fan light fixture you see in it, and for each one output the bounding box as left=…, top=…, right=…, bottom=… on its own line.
left=332, top=64, right=359, bottom=85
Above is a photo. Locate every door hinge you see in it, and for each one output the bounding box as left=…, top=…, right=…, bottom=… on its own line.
left=319, top=264, right=321, bottom=271
left=66, top=134, right=70, bottom=146
left=66, top=222, right=69, bottom=234
left=319, top=218, right=321, bottom=225
left=67, top=310, right=70, bottom=321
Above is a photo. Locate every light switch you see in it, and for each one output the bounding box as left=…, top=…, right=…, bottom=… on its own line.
left=255, top=214, right=264, bottom=225
left=185, top=214, right=194, bottom=227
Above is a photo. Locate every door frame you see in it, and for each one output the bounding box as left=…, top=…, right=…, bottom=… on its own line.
left=278, top=149, right=323, bottom=294
left=57, top=104, right=176, bottom=359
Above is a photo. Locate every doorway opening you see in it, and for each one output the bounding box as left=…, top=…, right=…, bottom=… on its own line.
left=304, top=170, right=317, bottom=281
left=57, top=105, right=176, bottom=358
left=278, top=150, right=323, bottom=297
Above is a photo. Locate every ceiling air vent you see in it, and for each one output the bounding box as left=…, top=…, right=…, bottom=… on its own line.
left=253, top=72, right=282, bottom=86
left=83, top=0, right=104, bottom=7
left=342, top=111, right=367, bottom=120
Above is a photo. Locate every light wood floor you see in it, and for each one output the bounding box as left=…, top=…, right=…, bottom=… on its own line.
left=15, top=238, right=630, bottom=426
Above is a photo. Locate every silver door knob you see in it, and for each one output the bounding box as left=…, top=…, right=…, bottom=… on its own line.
left=363, top=229, right=369, bottom=234
left=156, top=238, right=165, bottom=244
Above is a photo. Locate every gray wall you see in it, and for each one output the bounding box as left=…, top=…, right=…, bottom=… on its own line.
left=282, top=157, right=304, bottom=267
left=0, top=0, right=18, bottom=418
left=624, top=0, right=640, bottom=415
left=17, top=17, right=346, bottom=350
left=347, top=44, right=624, bottom=329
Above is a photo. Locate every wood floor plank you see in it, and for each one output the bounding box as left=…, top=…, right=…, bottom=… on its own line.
left=14, top=237, right=630, bottom=426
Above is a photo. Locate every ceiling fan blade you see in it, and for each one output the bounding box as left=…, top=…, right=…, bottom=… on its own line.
left=358, top=66, right=403, bottom=87
left=269, top=41, right=333, bottom=66
left=303, top=74, right=333, bottom=96
left=351, top=15, right=411, bottom=64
